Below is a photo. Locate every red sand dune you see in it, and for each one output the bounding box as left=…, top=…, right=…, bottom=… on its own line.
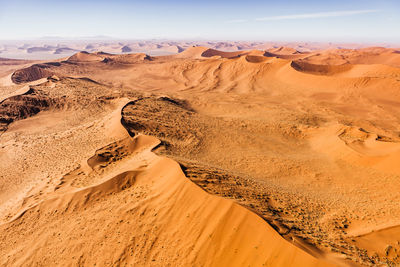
left=1, top=45, right=400, bottom=266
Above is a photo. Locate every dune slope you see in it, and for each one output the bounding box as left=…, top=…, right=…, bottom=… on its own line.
left=0, top=133, right=331, bottom=266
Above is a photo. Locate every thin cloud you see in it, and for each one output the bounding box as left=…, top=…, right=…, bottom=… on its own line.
left=226, top=19, right=248, bottom=23
left=255, top=9, right=379, bottom=21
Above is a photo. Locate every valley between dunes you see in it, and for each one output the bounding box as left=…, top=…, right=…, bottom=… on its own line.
left=1, top=45, right=400, bottom=266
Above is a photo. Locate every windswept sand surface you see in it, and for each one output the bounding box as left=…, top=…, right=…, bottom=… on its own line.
left=1, top=46, right=400, bottom=266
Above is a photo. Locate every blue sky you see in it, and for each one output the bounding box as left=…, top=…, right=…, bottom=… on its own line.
left=0, top=0, right=399, bottom=43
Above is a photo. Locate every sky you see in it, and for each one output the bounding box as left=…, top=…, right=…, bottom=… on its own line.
left=0, top=0, right=399, bottom=43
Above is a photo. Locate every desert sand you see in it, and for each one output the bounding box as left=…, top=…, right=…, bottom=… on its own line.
left=1, top=45, right=400, bottom=266
left=1, top=40, right=397, bottom=60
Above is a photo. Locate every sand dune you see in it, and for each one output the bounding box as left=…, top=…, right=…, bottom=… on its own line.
left=0, top=78, right=332, bottom=266
left=66, top=51, right=105, bottom=62
left=102, top=53, right=153, bottom=64
left=0, top=132, right=332, bottom=266
left=173, top=46, right=210, bottom=59
left=290, top=60, right=354, bottom=75
left=3, top=40, right=396, bottom=60
left=201, top=48, right=248, bottom=58
left=1, top=45, right=400, bottom=266
left=268, top=46, right=299, bottom=55
left=11, top=64, right=55, bottom=83
left=264, top=46, right=308, bottom=60
left=0, top=58, right=37, bottom=84
left=299, top=47, right=400, bottom=67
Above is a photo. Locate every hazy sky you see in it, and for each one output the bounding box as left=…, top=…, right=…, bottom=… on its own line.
left=0, top=0, right=399, bottom=43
